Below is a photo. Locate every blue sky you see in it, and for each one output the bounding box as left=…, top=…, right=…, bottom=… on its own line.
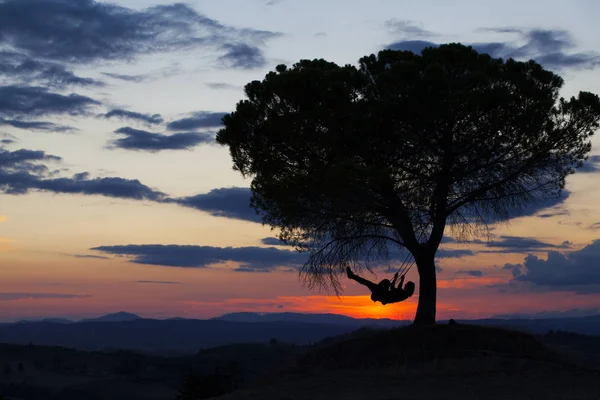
left=1, top=0, right=600, bottom=321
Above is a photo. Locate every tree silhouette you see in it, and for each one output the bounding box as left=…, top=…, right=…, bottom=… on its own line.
left=216, top=43, right=600, bottom=325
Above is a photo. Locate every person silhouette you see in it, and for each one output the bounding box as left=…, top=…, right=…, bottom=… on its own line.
left=346, top=267, right=415, bottom=305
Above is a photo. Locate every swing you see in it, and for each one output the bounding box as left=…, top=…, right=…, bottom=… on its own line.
left=346, top=252, right=416, bottom=305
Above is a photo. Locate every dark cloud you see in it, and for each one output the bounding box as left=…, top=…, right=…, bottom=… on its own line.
left=110, top=127, right=214, bottom=152
left=0, top=147, right=166, bottom=200
left=101, top=73, right=147, bottom=83
left=0, top=147, right=61, bottom=174
left=537, top=209, right=569, bottom=219
left=261, top=237, right=288, bottom=246
left=173, top=187, right=260, bottom=223
left=0, top=118, right=75, bottom=132
left=577, top=155, right=600, bottom=173
left=385, top=19, right=437, bottom=38
left=0, top=0, right=279, bottom=68
left=166, top=111, right=227, bottom=131
left=507, top=240, right=600, bottom=291
left=0, top=85, right=100, bottom=119
left=205, top=82, right=241, bottom=90
left=135, top=280, right=181, bottom=285
left=482, top=235, right=570, bottom=254
left=103, top=109, right=164, bottom=125
left=456, top=270, right=483, bottom=277
left=1, top=139, right=14, bottom=145
left=218, top=43, right=267, bottom=69
left=436, top=249, right=474, bottom=258
left=90, top=244, right=306, bottom=271
left=0, top=292, right=90, bottom=301
left=385, top=28, right=600, bottom=70
left=0, top=50, right=101, bottom=88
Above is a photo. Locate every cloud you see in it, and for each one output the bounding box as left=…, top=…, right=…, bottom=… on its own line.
left=588, top=222, right=600, bottom=231
left=110, top=127, right=214, bottom=152
left=385, top=28, right=600, bottom=70
left=135, top=280, right=181, bottom=285
left=0, top=292, right=90, bottom=301
left=0, top=148, right=61, bottom=172
left=103, top=109, right=163, bottom=125
left=0, top=118, right=75, bottom=133
left=261, top=237, right=289, bottom=246
left=456, top=270, right=483, bottom=277
left=0, top=0, right=279, bottom=68
left=385, top=19, right=437, bottom=38
left=101, top=73, right=147, bottom=83
left=205, top=82, right=241, bottom=90
left=218, top=43, right=267, bottom=69
left=90, top=244, right=306, bottom=271
left=436, top=249, right=474, bottom=258
left=537, top=209, right=569, bottom=219
left=0, top=133, right=16, bottom=145
left=507, top=239, right=600, bottom=292
left=72, top=254, right=109, bottom=260
left=0, top=50, right=101, bottom=88
left=173, top=187, right=260, bottom=223
left=481, top=235, right=570, bottom=254
left=166, top=111, right=227, bottom=131
left=0, top=85, right=100, bottom=119
left=0, top=147, right=166, bottom=200
left=577, top=155, right=600, bottom=173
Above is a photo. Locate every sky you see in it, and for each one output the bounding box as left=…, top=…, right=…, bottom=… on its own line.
left=1, top=0, right=600, bottom=322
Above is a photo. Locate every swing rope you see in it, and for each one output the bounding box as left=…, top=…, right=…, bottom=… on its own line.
left=393, top=251, right=415, bottom=277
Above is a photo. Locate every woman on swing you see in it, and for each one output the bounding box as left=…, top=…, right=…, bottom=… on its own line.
left=346, top=266, right=415, bottom=305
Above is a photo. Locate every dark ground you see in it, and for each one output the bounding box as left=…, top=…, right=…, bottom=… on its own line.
left=1, top=324, right=600, bottom=399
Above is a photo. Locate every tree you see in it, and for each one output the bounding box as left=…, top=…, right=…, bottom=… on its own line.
left=216, top=43, right=600, bottom=325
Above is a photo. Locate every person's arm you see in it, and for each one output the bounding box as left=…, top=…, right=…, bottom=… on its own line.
left=398, top=275, right=405, bottom=290
left=390, top=272, right=399, bottom=288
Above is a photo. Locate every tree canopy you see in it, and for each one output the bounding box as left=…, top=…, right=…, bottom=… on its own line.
left=216, top=43, right=600, bottom=324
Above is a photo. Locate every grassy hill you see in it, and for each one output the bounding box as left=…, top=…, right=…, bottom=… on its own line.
left=217, top=324, right=600, bottom=400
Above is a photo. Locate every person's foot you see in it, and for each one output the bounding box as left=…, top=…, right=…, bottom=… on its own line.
left=346, top=267, right=354, bottom=278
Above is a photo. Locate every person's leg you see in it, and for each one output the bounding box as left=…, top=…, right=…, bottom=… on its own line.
left=347, top=267, right=380, bottom=292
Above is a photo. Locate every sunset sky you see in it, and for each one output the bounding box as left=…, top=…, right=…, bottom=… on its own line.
left=2, top=0, right=600, bottom=322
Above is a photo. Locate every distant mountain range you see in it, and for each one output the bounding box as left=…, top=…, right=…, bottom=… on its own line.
left=1, top=311, right=599, bottom=355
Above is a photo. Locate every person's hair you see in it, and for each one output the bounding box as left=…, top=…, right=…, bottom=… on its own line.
left=404, top=281, right=415, bottom=297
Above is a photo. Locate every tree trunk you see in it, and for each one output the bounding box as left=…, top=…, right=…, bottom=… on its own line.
left=413, top=250, right=437, bottom=326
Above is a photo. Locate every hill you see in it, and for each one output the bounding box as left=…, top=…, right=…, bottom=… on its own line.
left=0, top=341, right=300, bottom=400
left=2, top=312, right=600, bottom=356
left=0, top=319, right=361, bottom=355
left=217, top=324, right=600, bottom=400
left=1, top=324, right=600, bottom=399
left=213, top=312, right=406, bottom=327
left=80, top=312, right=142, bottom=323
